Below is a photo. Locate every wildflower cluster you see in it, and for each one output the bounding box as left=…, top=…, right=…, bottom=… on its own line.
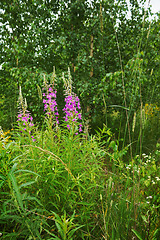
left=125, top=152, right=160, bottom=208
left=17, top=70, right=83, bottom=138
left=144, top=103, right=160, bottom=117
left=125, top=153, right=158, bottom=177
left=17, top=87, right=35, bottom=142
left=0, top=126, right=12, bottom=148
left=63, top=93, right=82, bottom=134
left=42, top=86, right=59, bottom=125
left=17, top=110, right=35, bottom=142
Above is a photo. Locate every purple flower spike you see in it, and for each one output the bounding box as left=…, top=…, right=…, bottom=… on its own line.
left=63, top=91, right=83, bottom=134
left=17, top=94, right=35, bottom=142
left=43, top=84, right=59, bottom=126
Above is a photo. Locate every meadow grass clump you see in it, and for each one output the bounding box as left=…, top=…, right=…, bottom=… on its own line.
left=0, top=70, right=159, bottom=239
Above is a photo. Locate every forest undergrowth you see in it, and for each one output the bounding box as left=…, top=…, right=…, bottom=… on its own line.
left=0, top=70, right=159, bottom=240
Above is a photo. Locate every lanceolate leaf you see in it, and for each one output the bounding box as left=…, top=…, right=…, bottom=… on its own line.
left=8, top=171, right=24, bottom=211
left=131, top=229, right=143, bottom=240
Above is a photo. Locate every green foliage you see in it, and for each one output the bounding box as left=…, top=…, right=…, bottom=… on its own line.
left=44, top=211, right=84, bottom=240
left=0, top=91, right=159, bottom=239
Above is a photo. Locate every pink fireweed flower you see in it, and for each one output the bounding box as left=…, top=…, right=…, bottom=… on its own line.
left=17, top=108, right=35, bottom=142
left=43, top=85, right=59, bottom=126
left=63, top=93, right=82, bottom=133
left=31, top=136, right=36, bottom=142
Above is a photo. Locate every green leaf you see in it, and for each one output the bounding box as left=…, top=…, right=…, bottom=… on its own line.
left=0, top=180, right=5, bottom=188
left=10, top=162, right=18, bottom=173
left=15, top=169, right=41, bottom=177
left=43, top=228, right=61, bottom=240
left=0, top=174, right=6, bottom=181
left=141, top=215, right=148, bottom=224
left=131, top=229, right=143, bottom=240
left=23, top=196, right=43, bottom=206
left=19, top=181, right=35, bottom=189
left=8, top=171, right=24, bottom=210
left=68, top=225, right=84, bottom=238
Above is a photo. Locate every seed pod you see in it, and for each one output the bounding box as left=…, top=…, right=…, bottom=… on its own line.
left=132, top=112, right=136, bottom=132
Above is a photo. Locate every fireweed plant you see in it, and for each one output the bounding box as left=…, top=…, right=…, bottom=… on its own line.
left=17, top=86, right=36, bottom=142
left=42, top=75, right=59, bottom=132
left=62, top=70, right=83, bottom=135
